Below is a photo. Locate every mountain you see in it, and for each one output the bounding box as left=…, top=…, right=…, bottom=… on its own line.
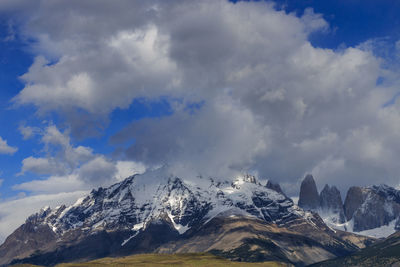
left=265, top=180, right=285, bottom=196
left=298, top=175, right=345, bottom=225
left=343, top=184, right=400, bottom=233
left=298, top=174, right=400, bottom=237
left=319, top=185, right=346, bottom=224
left=312, top=231, right=400, bottom=266
left=0, top=168, right=373, bottom=266
left=298, top=174, right=320, bottom=210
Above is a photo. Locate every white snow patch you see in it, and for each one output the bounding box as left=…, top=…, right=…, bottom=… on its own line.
left=357, top=220, right=397, bottom=238
left=72, top=197, right=85, bottom=207
left=320, top=215, right=396, bottom=239
left=167, top=213, right=190, bottom=234
left=133, top=222, right=145, bottom=231
left=121, top=232, right=139, bottom=246
left=291, top=197, right=299, bottom=205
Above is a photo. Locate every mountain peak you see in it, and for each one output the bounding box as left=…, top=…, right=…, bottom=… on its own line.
left=298, top=174, right=319, bottom=210
left=319, top=184, right=345, bottom=223
left=265, top=180, right=284, bottom=195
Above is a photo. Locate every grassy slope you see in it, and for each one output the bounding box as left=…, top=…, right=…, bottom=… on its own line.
left=12, top=253, right=288, bottom=267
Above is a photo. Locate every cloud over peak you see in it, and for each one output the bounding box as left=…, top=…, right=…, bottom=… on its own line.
left=5, top=0, right=400, bottom=195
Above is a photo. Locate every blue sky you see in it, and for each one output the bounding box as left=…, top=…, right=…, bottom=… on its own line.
left=1, top=0, right=400, bottom=240
left=273, top=0, right=400, bottom=48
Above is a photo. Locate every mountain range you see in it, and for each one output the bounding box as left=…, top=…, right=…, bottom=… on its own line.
left=1, top=168, right=399, bottom=266
left=298, top=174, right=400, bottom=238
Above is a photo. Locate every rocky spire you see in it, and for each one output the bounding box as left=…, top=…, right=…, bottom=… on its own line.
left=343, top=186, right=365, bottom=221
left=298, top=174, right=320, bottom=210
left=319, top=184, right=345, bottom=223
left=265, top=180, right=285, bottom=195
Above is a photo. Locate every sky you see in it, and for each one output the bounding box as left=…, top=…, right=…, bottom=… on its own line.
left=1, top=0, right=400, bottom=241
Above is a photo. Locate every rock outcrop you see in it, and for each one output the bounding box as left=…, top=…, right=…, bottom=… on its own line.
left=343, top=186, right=365, bottom=221
left=319, top=185, right=345, bottom=223
left=298, top=174, right=320, bottom=210
left=265, top=180, right=285, bottom=195
left=344, top=185, right=400, bottom=232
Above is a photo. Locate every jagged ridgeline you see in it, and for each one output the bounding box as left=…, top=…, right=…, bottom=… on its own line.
left=0, top=169, right=372, bottom=266
left=298, top=174, right=400, bottom=235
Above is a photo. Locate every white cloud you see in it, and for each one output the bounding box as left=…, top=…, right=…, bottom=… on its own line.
left=115, top=161, right=146, bottom=181
left=112, top=95, right=270, bottom=179
left=77, top=156, right=117, bottom=186
left=4, top=0, right=400, bottom=197
left=13, top=174, right=85, bottom=194
left=19, top=156, right=64, bottom=176
left=0, top=137, right=17, bottom=155
left=17, top=124, right=146, bottom=193
left=19, top=125, right=94, bottom=176
left=18, top=125, right=39, bottom=140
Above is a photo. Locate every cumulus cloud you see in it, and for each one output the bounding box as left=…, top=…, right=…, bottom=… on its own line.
left=77, top=156, right=117, bottom=186
left=114, top=161, right=146, bottom=181
left=19, top=125, right=92, bottom=176
left=0, top=137, right=17, bottom=155
left=112, top=95, right=271, bottom=179
left=19, top=156, right=64, bottom=176
left=5, top=0, right=400, bottom=196
left=18, top=125, right=40, bottom=140
left=17, top=125, right=145, bottom=193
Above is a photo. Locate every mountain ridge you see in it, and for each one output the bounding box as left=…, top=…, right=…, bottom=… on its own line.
left=298, top=175, right=400, bottom=238
left=0, top=168, right=374, bottom=266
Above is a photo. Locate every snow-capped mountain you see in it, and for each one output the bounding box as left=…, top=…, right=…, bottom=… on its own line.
left=31, top=169, right=300, bottom=237
left=0, top=168, right=374, bottom=266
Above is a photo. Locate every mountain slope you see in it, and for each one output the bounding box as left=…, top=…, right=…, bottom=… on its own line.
left=0, top=168, right=374, bottom=266
left=311, top=231, right=400, bottom=266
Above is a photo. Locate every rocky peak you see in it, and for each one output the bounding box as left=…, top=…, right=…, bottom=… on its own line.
left=298, top=174, right=320, bottom=210
left=319, top=184, right=345, bottom=223
left=26, top=206, right=51, bottom=224
left=371, top=184, right=400, bottom=203
left=265, top=180, right=284, bottom=195
left=344, top=185, right=400, bottom=232
left=243, top=174, right=257, bottom=184
left=343, top=186, right=365, bottom=221
left=320, top=185, right=343, bottom=210
left=232, top=174, right=257, bottom=189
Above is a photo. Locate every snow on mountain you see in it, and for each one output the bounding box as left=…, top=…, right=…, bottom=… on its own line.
left=1, top=169, right=379, bottom=266
left=317, top=184, right=400, bottom=238
left=27, top=167, right=306, bottom=239
left=297, top=175, right=400, bottom=238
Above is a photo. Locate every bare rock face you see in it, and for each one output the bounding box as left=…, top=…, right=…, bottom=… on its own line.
left=265, top=180, right=284, bottom=195
left=319, top=185, right=346, bottom=223
left=298, top=174, right=320, bottom=210
left=344, top=185, right=400, bottom=232
left=343, top=186, right=365, bottom=221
